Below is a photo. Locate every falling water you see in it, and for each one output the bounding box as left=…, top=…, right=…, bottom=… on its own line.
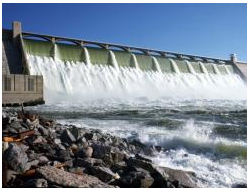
left=199, top=62, right=209, bottom=74
left=213, top=64, right=221, bottom=75
left=151, top=56, right=162, bottom=72
left=130, top=54, right=139, bottom=69
left=170, top=59, right=181, bottom=74
left=83, top=47, right=91, bottom=66
left=223, top=64, right=231, bottom=75
left=185, top=60, right=196, bottom=74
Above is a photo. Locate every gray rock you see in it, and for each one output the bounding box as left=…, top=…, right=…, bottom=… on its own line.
left=57, top=150, right=72, bottom=162
left=37, top=125, right=49, bottom=136
left=38, top=156, right=49, bottom=165
left=3, top=143, right=30, bottom=173
left=92, top=144, right=111, bottom=159
left=23, top=178, right=48, bottom=188
left=74, top=158, right=104, bottom=168
left=60, top=129, right=76, bottom=144
left=70, top=126, right=80, bottom=140
left=36, top=166, right=114, bottom=187
left=76, top=147, right=93, bottom=158
left=118, top=168, right=154, bottom=188
left=89, top=166, right=118, bottom=182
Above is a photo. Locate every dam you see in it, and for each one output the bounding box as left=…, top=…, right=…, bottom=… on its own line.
left=2, top=21, right=247, bottom=105
left=2, top=22, right=247, bottom=187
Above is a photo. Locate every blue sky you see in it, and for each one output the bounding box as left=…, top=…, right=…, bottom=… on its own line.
left=2, top=3, right=247, bottom=61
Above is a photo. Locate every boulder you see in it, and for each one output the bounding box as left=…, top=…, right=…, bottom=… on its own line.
left=60, top=129, right=76, bottom=145
left=69, top=126, right=80, bottom=140
left=118, top=168, right=154, bottom=188
left=37, top=124, right=49, bottom=136
left=23, top=179, right=48, bottom=188
left=36, top=166, right=114, bottom=187
left=92, top=144, right=111, bottom=159
left=89, top=166, right=119, bottom=182
left=76, top=147, right=93, bottom=158
left=3, top=143, right=30, bottom=173
left=74, top=158, right=104, bottom=168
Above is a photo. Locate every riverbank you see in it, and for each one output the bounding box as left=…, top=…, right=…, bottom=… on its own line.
left=2, top=108, right=200, bottom=188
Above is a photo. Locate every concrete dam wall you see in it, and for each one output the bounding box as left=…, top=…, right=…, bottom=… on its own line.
left=23, top=38, right=240, bottom=76
left=2, top=21, right=247, bottom=104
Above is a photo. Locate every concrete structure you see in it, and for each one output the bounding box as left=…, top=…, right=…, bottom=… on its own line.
left=2, top=21, right=247, bottom=106
left=2, top=21, right=44, bottom=106
left=2, top=74, right=44, bottom=106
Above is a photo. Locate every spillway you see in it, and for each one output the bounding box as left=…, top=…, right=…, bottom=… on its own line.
left=26, top=46, right=246, bottom=103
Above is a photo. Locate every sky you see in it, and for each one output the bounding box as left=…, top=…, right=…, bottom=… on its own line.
left=2, top=3, right=247, bottom=61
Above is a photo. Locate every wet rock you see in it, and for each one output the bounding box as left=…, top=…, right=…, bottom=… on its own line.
left=23, top=178, right=48, bottom=188
left=151, top=166, right=197, bottom=188
left=232, top=183, right=247, bottom=188
left=155, top=145, right=163, bottom=152
left=36, top=166, right=114, bottom=187
left=84, top=132, right=98, bottom=141
left=142, top=146, right=158, bottom=156
left=118, top=168, right=154, bottom=188
left=60, top=129, right=76, bottom=144
left=127, top=157, right=155, bottom=172
left=76, top=147, right=93, bottom=158
left=135, top=154, right=152, bottom=163
left=89, top=166, right=119, bottom=182
left=3, top=143, right=30, bottom=173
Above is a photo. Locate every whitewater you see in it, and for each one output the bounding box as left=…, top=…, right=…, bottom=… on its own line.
left=26, top=53, right=247, bottom=188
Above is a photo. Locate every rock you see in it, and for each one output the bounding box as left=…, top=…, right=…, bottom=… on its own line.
left=3, top=143, right=30, bottom=173
left=84, top=132, right=95, bottom=140
left=142, top=146, right=158, bottom=156
left=76, top=147, right=93, bottom=158
left=68, top=167, right=85, bottom=175
left=103, top=151, right=125, bottom=165
left=70, top=126, right=81, bottom=140
left=33, top=136, right=47, bottom=144
left=92, top=144, right=111, bottom=159
left=135, top=154, right=152, bottom=163
left=89, top=166, right=119, bottom=182
left=127, top=157, right=196, bottom=188
left=36, top=166, right=114, bottom=187
left=151, top=166, right=197, bottom=188
left=74, top=158, right=104, bottom=168
left=127, top=158, right=155, bottom=172
left=118, top=168, right=154, bottom=188
left=232, top=183, right=247, bottom=188
left=155, top=145, right=163, bottom=152
left=57, top=150, right=72, bottom=162
left=38, top=156, right=49, bottom=165
left=54, top=138, right=61, bottom=144
left=23, top=178, right=48, bottom=188
left=37, top=124, right=49, bottom=136
left=60, top=129, right=76, bottom=144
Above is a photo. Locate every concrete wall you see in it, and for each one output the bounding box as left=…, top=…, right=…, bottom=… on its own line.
left=235, top=62, right=247, bottom=78
left=2, top=74, right=44, bottom=106
left=2, top=29, right=23, bottom=74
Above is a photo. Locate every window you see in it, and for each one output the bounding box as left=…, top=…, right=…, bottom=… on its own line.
left=28, top=78, right=34, bottom=91
left=4, top=77, right=11, bottom=91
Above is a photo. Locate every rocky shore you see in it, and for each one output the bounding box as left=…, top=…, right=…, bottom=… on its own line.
left=2, top=108, right=198, bottom=188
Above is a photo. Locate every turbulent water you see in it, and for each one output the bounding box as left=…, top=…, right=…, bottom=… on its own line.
left=26, top=54, right=247, bottom=187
